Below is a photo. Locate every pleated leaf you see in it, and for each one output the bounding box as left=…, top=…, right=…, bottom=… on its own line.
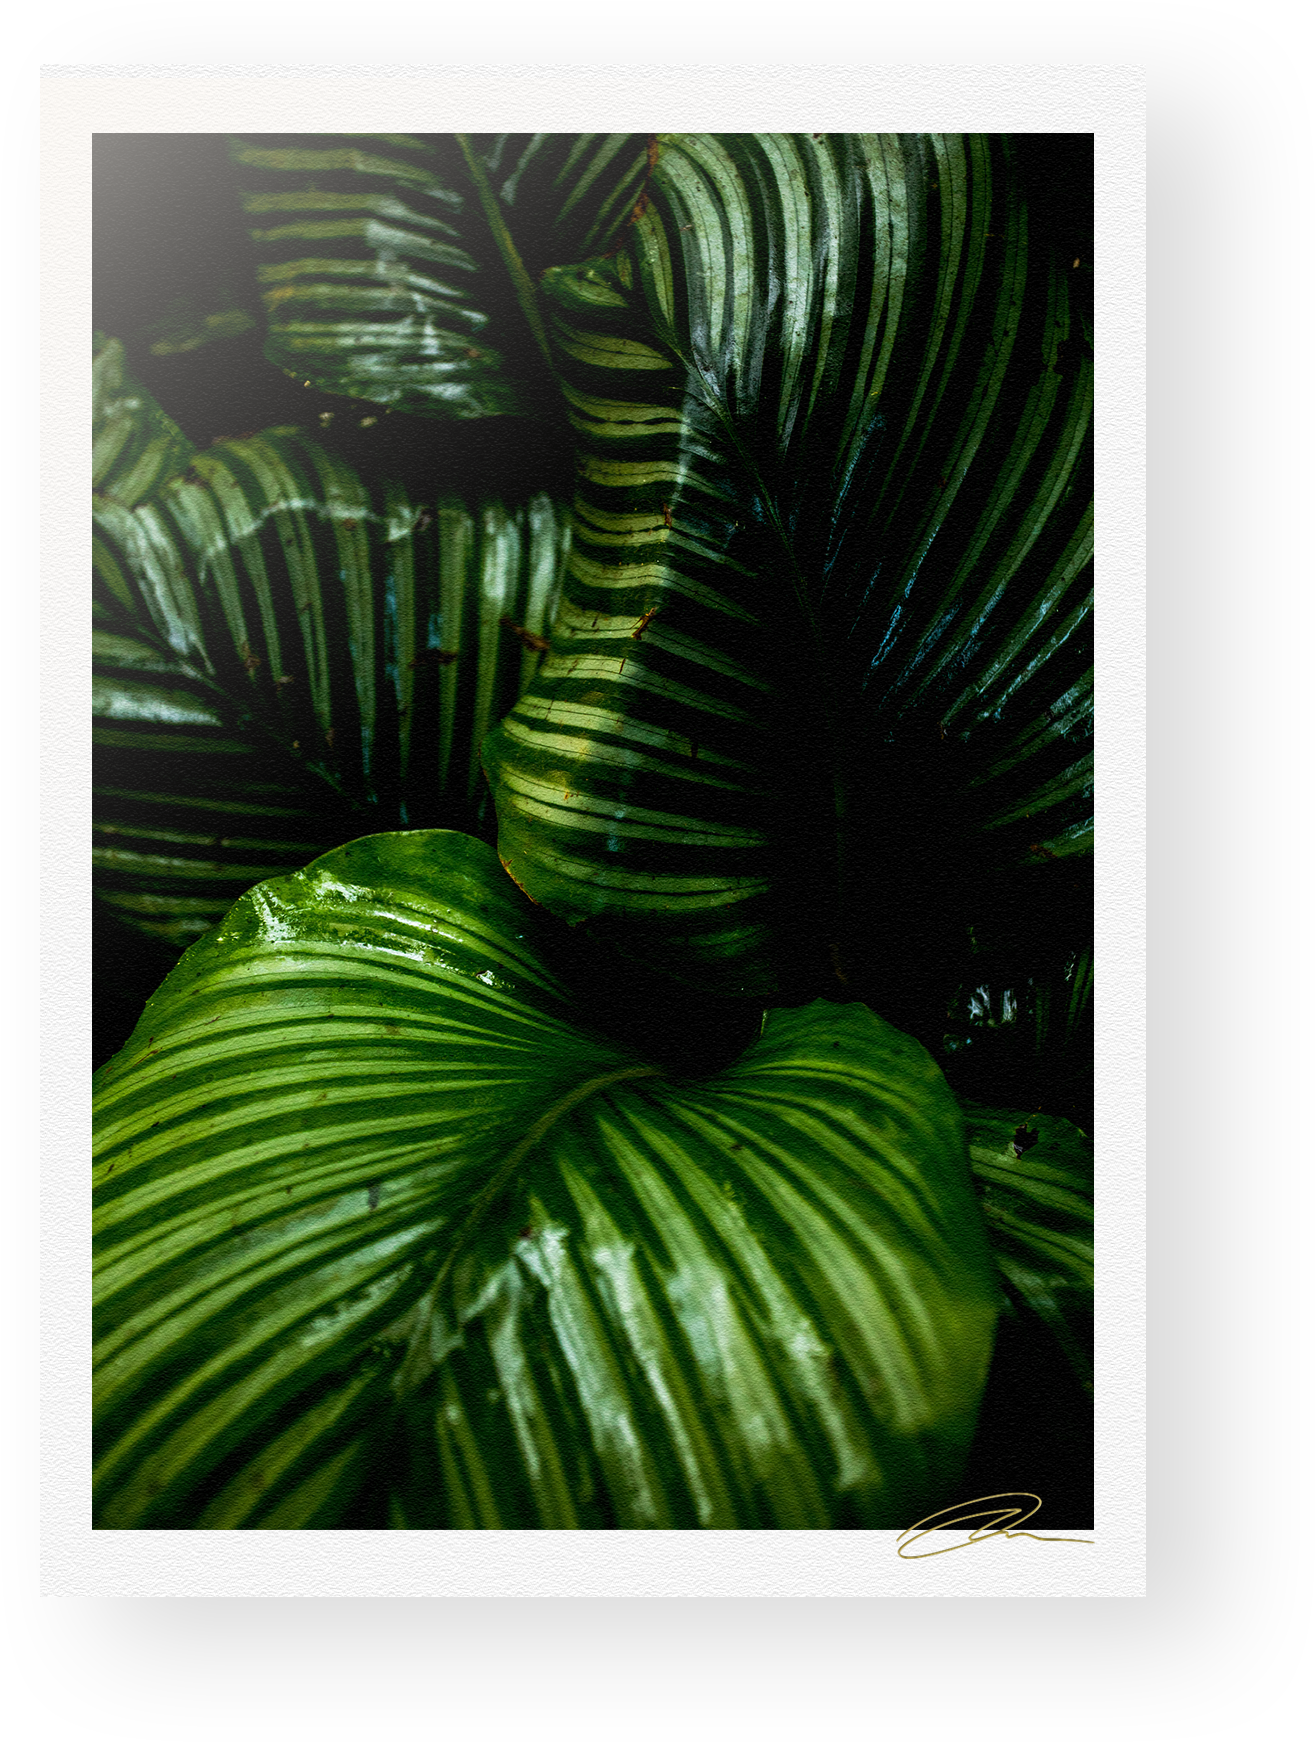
left=230, top=133, right=650, bottom=418
left=961, top=1099, right=1093, bottom=1391
left=94, top=418, right=569, bottom=946
left=93, top=828, right=1000, bottom=1530
left=481, top=133, right=1093, bottom=998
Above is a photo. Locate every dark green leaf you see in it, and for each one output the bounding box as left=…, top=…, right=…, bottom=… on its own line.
left=961, top=1098, right=1093, bottom=1391
left=230, top=133, right=649, bottom=419
left=481, top=134, right=1092, bottom=998
left=94, top=414, right=569, bottom=946
left=93, top=332, right=196, bottom=508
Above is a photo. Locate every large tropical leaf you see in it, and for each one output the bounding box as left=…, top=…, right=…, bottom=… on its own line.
left=93, top=829, right=1000, bottom=1529
left=93, top=374, right=570, bottom=947
left=481, top=133, right=1093, bottom=1001
left=229, top=133, right=650, bottom=419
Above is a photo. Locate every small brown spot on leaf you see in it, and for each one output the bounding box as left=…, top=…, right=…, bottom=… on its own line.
left=500, top=614, right=549, bottom=654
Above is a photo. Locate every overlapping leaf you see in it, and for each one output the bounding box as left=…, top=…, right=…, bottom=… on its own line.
left=229, top=133, right=650, bottom=418
left=961, top=1099, right=1093, bottom=1391
left=481, top=133, right=1093, bottom=999
left=94, top=369, right=570, bottom=946
left=90, top=138, right=1093, bottom=1532
left=93, top=829, right=1000, bottom=1529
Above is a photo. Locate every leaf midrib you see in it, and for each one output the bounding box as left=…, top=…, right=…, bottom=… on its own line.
left=394, top=1058, right=661, bottom=1391
left=635, top=287, right=855, bottom=980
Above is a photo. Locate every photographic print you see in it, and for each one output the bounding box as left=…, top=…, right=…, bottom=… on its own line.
left=89, top=125, right=1096, bottom=1542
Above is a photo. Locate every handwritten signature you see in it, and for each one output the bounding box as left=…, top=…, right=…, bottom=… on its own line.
left=896, top=1493, right=1094, bottom=1559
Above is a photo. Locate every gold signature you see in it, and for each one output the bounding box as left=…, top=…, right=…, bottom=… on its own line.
left=896, top=1493, right=1094, bottom=1559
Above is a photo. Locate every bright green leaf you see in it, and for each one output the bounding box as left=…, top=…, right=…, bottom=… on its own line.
left=94, top=829, right=1000, bottom=1529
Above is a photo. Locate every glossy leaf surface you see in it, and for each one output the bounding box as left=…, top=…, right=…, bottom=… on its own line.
left=93, top=830, right=999, bottom=1529
left=94, top=412, right=569, bottom=946
left=230, top=133, right=649, bottom=418
left=481, top=133, right=1092, bottom=997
